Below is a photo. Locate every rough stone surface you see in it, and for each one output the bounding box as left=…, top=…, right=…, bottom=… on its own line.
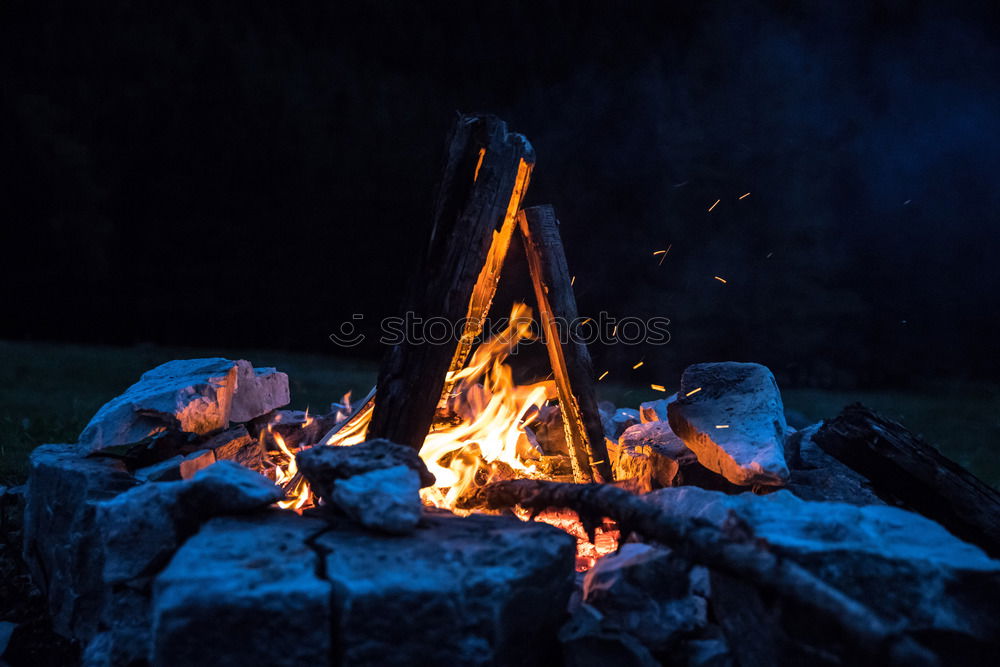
left=296, top=438, right=435, bottom=501
left=330, top=464, right=424, bottom=534
left=227, top=361, right=291, bottom=423
left=152, top=512, right=332, bottom=667
left=200, top=425, right=264, bottom=471
left=668, top=362, right=790, bottom=486
left=643, top=487, right=1000, bottom=647
left=96, top=461, right=284, bottom=585
left=579, top=543, right=709, bottom=650
left=785, top=423, right=883, bottom=506
left=21, top=444, right=138, bottom=639
left=639, top=395, right=676, bottom=423
left=79, top=358, right=288, bottom=452
left=316, top=509, right=576, bottom=665
left=602, top=408, right=641, bottom=441
left=608, top=422, right=697, bottom=491
left=133, top=455, right=185, bottom=482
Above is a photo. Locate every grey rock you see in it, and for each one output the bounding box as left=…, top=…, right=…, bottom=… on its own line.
left=673, top=636, right=734, bottom=667
left=200, top=425, right=264, bottom=471
left=643, top=487, right=1000, bottom=647
left=603, top=408, right=641, bottom=441
left=152, top=512, right=332, bottom=667
left=330, top=464, right=423, bottom=534
left=296, top=438, right=435, bottom=501
left=79, top=358, right=288, bottom=452
left=0, top=621, right=15, bottom=656
left=668, top=362, right=790, bottom=486
left=580, top=543, right=708, bottom=650
left=785, top=423, right=883, bottom=506
left=22, top=444, right=138, bottom=639
left=96, top=461, right=283, bottom=585
left=608, top=422, right=697, bottom=491
left=560, top=604, right=660, bottom=667
left=619, top=421, right=697, bottom=463
left=178, top=448, right=216, bottom=479
left=227, top=361, right=291, bottom=423
left=82, top=586, right=152, bottom=667
left=639, top=395, right=676, bottom=423
left=316, top=509, right=576, bottom=665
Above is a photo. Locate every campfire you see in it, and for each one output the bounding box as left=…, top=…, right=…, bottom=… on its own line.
left=16, top=115, right=1000, bottom=666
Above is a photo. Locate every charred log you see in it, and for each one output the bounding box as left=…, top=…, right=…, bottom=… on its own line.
left=812, top=403, right=1000, bottom=558
left=367, top=114, right=534, bottom=450
left=519, top=205, right=613, bottom=483
left=461, top=478, right=936, bottom=667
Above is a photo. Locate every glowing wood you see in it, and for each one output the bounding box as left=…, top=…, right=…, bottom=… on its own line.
left=519, top=205, right=613, bottom=484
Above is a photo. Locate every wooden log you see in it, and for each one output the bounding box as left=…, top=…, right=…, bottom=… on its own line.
left=519, top=205, right=613, bottom=483
left=461, top=478, right=935, bottom=667
left=812, top=403, right=1000, bottom=558
left=367, top=114, right=535, bottom=450
left=315, top=386, right=376, bottom=446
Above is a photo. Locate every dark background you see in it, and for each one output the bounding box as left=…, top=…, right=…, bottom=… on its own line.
left=3, top=0, right=999, bottom=390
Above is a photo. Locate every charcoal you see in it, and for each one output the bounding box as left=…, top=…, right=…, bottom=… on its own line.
left=668, top=362, right=790, bottom=486
left=201, top=424, right=264, bottom=471
left=79, top=358, right=289, bottom=452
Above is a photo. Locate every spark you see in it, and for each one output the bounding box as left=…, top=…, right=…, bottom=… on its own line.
left=653, top=250, right=667, bottom=256
left=739, top=192, right=750, bottom=200
left=685, top=387, right=702, bottom=397
left=612, top=324, right=618, bottom=337
left=708, top=199, right=720, bottom=212
left=632, top=361, right=644, bottom=370
left=590, top=460, right=606, bottom=466
left=651, top=384, right=666, bottom=392
left=714, top=276, right=727, bottom=284
left=599, top=370, right=609, bottom=381
left=581, top=318, right=592, bottom=326
left=571, top=275, right=576, bottom=286
left=715, top=424, right=730, bottom=429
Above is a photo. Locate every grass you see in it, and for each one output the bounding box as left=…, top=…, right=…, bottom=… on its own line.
left=1, top=341, right=997, bottom=488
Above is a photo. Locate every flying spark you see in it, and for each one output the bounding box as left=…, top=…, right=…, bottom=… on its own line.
left=715, top=424, right=730, bottom=429
left=632, top=361, right=644, bottom=370
left=599, top=370, right=609, bottom=381
left=571, top=275, right=576, bottom=286
left=651, top=384, right=666, bottom=392
left=714, top=276, right=727, bottom=284
left=658, top=244, right=672, bottom=266
left=739, top=192, right=750, bottom=200
left=708, top=199, right=720, bottom=212
left=685, top=387, right=702, bottom=397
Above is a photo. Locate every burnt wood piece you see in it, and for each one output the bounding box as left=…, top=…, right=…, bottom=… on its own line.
left=316, top=386, right=376, bottom=446
left=368, top=114, right=535, bottom=450
left=812, top=403, right=1000, bottom=558
left=519, top=205, right=612, bottom=483
left=461, top=479, right=934, bottom=667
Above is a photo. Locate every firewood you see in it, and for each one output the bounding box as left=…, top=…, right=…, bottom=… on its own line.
left=316, top=386, right=376, bottom=446
left=460, top=478, right=936, bottom=667
left=518, top=205, right=613, bottom=483
left=367, top=114, right=535, bottom=450
left=812, top=403, right=1000, bottom=558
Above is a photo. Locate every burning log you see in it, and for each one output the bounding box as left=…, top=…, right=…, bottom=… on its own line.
left=368, top=114, right=534, bottom=450
left=812, top=403, right=1000, bottom=558
left=462, top=479, right=936, bottom=666
left=519, top=205, right=613, bottom=483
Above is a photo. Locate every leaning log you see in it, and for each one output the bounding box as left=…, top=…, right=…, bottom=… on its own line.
left=461, top=478, right=934, bottom=666
left=367, top=114, right=534, bottom=450
left=519, top=205, right=613, bottom=483
left=812, top=403, right=1000, bottom=558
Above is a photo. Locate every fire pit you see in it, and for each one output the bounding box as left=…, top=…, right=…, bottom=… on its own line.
left=19, top=115, right=1000, bottom=666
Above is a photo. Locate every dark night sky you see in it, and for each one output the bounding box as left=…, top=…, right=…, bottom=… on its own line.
left=2, top=0, right=999, bottom=388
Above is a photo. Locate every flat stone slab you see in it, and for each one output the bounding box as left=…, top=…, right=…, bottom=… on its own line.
left=643, top=487, right=1000, bottom=645
left=668, top=362, right=790, bottom=486
left=316, top=509, right=576, bottom=665
left=79, top=358, right=289, bottom=452
left=152, top=512, right=332, bottom=667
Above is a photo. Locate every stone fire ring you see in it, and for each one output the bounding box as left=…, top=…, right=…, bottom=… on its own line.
left=23, top=444, right=576, bottom=666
